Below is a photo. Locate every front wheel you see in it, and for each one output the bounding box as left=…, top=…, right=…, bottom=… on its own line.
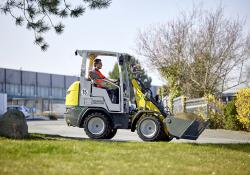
left=106, top=129, right=117, bottom=139
left=83, top=112, right=113, bottom=139
left=136, top=116, right=165, bottom=141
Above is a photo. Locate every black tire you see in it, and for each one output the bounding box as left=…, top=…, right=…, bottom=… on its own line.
left=136, top=116, right=165, bottom=141
left=83, top=112, right=113, bottom=139
left=106, top=128, right=117, bottom=139
left=160, top=131, right=173, bottom=142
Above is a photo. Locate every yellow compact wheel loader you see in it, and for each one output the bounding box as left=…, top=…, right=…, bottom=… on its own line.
left=65, top=50, right=208, bottom=141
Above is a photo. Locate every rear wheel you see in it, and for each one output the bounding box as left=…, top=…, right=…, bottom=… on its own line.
left=137, top=116, right=165, bottom=141
left=83, top=112, right=113, bottom=139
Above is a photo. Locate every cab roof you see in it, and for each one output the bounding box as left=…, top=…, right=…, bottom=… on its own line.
left=75, top=50, right=132, bottom=58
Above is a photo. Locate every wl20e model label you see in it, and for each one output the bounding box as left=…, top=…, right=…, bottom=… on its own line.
left=83, top=98, right=104, bottom=105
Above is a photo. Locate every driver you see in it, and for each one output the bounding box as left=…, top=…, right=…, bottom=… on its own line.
left=89, top=58, right=119, bottom=103
left=89, top=58, right=116, bottom=88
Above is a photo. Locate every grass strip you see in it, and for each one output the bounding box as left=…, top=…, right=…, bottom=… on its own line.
left=0, top=134, right=249, bottom=175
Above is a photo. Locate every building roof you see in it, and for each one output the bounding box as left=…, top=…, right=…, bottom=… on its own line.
left=222, top=83, right=249, bottom=95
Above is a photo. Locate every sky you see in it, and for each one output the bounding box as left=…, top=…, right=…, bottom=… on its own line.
left=0, top=0, right=250, bottom=86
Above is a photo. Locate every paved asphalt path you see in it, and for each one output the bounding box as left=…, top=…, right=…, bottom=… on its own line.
left=27, top=119, right=250, bottom=144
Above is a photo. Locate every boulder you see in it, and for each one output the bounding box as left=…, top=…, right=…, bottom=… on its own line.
left=0, top=109, right=28, bottom=139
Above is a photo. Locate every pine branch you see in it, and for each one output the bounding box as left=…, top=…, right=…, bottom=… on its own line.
left=84, top=0, right=111, bottom=9
left=34, top=36, right=44, bottom=45
left=70, top=6, right=85, bottom=17
left=54, top=22, right=64, bottom=34
left=15, top=16, right=24, bottom=25
left=0, top=0, right=113, bottom=51
left=41, top=43, right=49, bottom=51
left=59, top=8, right=68, bottom=18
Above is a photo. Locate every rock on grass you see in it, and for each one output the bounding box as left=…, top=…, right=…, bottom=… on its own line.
left=0, top=109, right=28, bottom=139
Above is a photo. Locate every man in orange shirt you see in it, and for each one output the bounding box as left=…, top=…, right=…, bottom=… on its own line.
left=89, top=58, right=117, bottom=88
left=89, top=58, right=119, bottom=103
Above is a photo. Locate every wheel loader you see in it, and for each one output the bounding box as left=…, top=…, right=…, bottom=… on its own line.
left=64, top=50, right=208, bottom=141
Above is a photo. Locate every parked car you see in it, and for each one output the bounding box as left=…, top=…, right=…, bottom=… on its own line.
left=7, top=105, right=31, bottom=118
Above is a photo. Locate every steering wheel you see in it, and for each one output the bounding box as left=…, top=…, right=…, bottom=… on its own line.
left=115, top=78, right=120, bottom=85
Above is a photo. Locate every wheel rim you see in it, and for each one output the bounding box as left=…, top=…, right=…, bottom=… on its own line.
left=87, top=117, right=105, bottom=135
left=139, top=119, right=157, bottom=138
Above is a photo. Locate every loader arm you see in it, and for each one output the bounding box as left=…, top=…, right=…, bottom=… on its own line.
left=131, top=79, right=161, bottom=113
left=131, top=78, right=209, bottom=140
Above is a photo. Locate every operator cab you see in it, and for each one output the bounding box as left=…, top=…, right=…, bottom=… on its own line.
left=75, top=50, right=131, bottom=113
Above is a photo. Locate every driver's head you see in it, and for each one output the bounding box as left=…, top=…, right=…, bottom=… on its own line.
left=94, top=58, right=102, bottom=69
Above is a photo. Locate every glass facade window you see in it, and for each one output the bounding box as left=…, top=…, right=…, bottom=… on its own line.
left=6, top=83, right=20, bottom=96
left=52, top=87, right=64, bottom=98
left=0, top=83, right=3, bottom=93
left=43, top=100, right=49, bottom=111
left=22, top=85, right=35, bottom=97
left=37, top=86, right=49, bottom=97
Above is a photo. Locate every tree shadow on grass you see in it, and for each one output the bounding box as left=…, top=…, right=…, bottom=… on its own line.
left=26, top=133, right=129, bottom=143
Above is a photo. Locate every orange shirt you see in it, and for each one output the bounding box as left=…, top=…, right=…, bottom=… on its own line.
left=94, top=68, right=106, bottom=88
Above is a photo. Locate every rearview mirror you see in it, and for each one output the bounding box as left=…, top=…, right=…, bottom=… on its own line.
left=119, top=55, right=124, bottom=65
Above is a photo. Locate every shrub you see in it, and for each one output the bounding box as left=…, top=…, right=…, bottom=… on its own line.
left=223, top=100, right=242, bottom=130
left=206, top=94, right=224, bottom=129
left=208, top=112, right=224, bottom=129
left=235, top=88, right=250, bottom=131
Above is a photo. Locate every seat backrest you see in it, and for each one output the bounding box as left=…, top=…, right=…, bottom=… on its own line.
left=89, top=70, right=99, bottom=80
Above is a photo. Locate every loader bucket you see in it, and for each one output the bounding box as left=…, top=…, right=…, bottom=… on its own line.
left=164, top=113, right=209, bottom=140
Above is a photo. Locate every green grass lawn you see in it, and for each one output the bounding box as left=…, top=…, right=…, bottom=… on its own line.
left=0, top=134, right=249, bottom=175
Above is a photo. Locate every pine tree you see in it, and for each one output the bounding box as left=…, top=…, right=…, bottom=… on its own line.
left=0, top=0, right=111, bottom=51
left=108, top=63, right=119, bottom=80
